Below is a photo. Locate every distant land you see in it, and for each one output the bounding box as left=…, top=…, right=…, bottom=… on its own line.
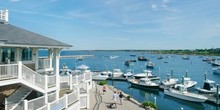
left=95, top=48, right=220, bottom=56
left=65, top=48, right=220, bottom=56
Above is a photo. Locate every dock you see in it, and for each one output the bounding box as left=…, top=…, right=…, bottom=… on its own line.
left=82, top=82, right=145, bottom=110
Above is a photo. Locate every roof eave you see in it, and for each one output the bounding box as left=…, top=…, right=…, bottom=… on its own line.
left=1, top=43, right=73, bottom=49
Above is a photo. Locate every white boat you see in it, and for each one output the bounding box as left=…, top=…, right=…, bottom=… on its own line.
left=109, top=69, right=123, bottom=77
left=161, top=74, right=179, bottom=86
left=133, top=70, right=160, bottom=80
left=174, top=77, right=197, bottom=89
left=196, top=79, right=217, bottom=94
left=146, top=61, right=156, bottom=69
left=129, top=78, right=159, bottom=90
left=164, top=85, right=207, bottom=103
left=92, top=72, right=109, bottom=81
left=213, top=67, right=220, bottom=74
left=123, top=69, right=134, bottom=77
left=109, top=56, right=119, bottom=59
left=76, top=64, right=90, bottom=70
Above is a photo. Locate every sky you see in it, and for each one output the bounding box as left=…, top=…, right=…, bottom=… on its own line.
left=1, top=0, right=220, bottom=50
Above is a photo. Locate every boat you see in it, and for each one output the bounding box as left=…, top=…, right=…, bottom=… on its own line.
left=92, top=71, right=109, bottom=81
left=211, top=61, right=220, bottom=66
left=110, top=56, right=119, bottom=59
left=137, top=56, right=149, bottom=61
left=123, top=69, right=134, bottom=77
left=109, top=69, right=123, bottom=77
left=213, top=67, right=220, bottom=74
left=174, top=77, right=197, bottom=90
left=157, top=56, right=164, bottom=60
left=133, top=70, right=160, bottom=80
left=182, top=56, right=190, bottom=60
left=196, top=79, right=217, bottom=94
left=124, top=60, right=135, bottom=66
left=164, top=85, right=208, bottom=103
left=146, top=61, right=156, bottom=69
left=129, top=78, right=159, bottom=90
left=76, top=56, right=84, bottom=61
left=161, top=74, right=179, bottom=86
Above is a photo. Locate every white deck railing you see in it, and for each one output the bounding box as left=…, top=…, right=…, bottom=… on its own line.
left=78, top=74, right=84, bottom=82
left=22, top=65, right=45, bottom=88
left=0, top=64, right=18, bottom=80
left=27, top=96, right=45, bottom=110
left=38, top=58, right=50, bottom=69
left=48, top=92, right=56, bottom=103
left=47, top=75, right=56, bottom=88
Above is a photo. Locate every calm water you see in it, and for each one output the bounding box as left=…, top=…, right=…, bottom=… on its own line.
left=43, top=50, right=220, bottom=110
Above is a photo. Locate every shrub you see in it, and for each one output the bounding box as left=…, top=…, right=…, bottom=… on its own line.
left=98, top=81, right=107, bottom=85
left=141, top=101, right=157, bottom=109
left=127, top=95, right=131, bottom=100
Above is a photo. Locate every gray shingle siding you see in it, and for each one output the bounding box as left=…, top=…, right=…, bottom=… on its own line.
left=0, top=23, right=72, bottom=48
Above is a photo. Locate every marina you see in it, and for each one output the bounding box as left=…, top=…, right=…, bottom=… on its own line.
left=58, top=50, right=220, bottom=110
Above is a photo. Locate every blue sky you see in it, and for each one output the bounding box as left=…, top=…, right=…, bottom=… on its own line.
left=1, top=0, right=220, bottom=50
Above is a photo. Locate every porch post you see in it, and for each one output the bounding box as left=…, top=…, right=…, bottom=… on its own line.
left=15, top=48, right=20, bottom=62
left=53, top=48, right=62, bottom=100
left=32, top=48, right=39, bottom=70
left=49, top=48, right=54, bottom=69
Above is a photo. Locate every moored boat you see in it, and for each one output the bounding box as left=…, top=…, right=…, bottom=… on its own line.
left=109, top=69, right=123, bottom=77
left=164, top=85, right=207, bottom=103
left=129, top=78, right=159, bottom=90
left=161, top=74, right=179, bottom=86
left=123, top=69, right=134, bottom=77
left=213, top=67, right=220, bottom=74
left=92, top=71, right=109, bottom=81
left=174, top=77, right=197, bottom=90
left=133, top=70, right=160, bottom=80
left=138, top=56, right=149, bottom=61
left=146, top=61, right=156, bottom=69
left=196, top=79, right=217, bottom=94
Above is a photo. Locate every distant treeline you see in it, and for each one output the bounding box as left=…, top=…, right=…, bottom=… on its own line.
left=149, top=48, right=220, bottom=56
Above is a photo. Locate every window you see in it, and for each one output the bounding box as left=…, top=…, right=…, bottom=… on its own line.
left=0, top=48, right=15, bottom=63
left=21, top=48, right=32, bottom=61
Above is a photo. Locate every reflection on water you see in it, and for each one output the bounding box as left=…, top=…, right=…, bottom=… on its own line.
left=164, top=95, right=205, bottom=110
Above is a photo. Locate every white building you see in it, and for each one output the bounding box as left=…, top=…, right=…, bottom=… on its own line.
left=0, top=9, right=92, bottom=110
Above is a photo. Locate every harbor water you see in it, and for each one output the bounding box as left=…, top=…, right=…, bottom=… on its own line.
left=42, top=50, right=220, bottom=110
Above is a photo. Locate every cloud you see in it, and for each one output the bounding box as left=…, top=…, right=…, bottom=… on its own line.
left=10, top=0, right=20, bottom=2
left=151, top=4, right=157, bottom=10
left=10, top=9, right=73, bottom=20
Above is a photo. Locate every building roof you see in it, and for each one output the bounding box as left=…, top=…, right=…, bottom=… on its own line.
left=0, top=23, right=72, bottom=48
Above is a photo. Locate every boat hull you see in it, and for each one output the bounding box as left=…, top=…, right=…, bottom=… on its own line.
left=164, top=89, right=207, bottom=103
left=130, top=81, right=159, bottom=90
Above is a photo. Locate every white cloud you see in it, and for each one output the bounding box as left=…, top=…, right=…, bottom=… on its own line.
left=151, top=4, right=157, bottom=10
left=10, top=0, right=20, bottom=2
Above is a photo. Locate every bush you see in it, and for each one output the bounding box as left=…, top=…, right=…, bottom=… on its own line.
left=127, top=95, right=131, bottom=100
left=141, top=101, right=157, bottom=109
left=98, top=81, right=107, bottom=85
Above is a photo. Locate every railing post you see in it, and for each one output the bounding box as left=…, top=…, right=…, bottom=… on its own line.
left=18, top=61, right=22, bottom=79
left=76, top=75, right=79, bottom=84
left=47, top=103, right=50, bottom=110
left=65, top=94, right=68, bottom=108
left=23, top=100, right=28, bottom=110
left=83, top=73, right=86, bottom=81
left=69, top=75, right=73, bottom=90
left=45, top=75, right=48, bottom=90
left=5, top=98, right=8, bottom=110
left=45, top=93, right=48, bottom=104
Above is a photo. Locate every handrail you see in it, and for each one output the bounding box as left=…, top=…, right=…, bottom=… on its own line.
left=0, top=64, right=18, bottom=80
left=22, top=65, right=45, bottom=89
left=27, top=96, right=45, bottom=110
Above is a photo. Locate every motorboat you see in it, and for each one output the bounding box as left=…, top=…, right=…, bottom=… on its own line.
left=182, top=56, right=190, bottom=60
left=196, top=79, right=217, bottom=94
left=124, top=60, right=135, bottom=67
left=138, top=56, right=149, bottom=61
left=60, top=64, right=72, bottom=76
left=161, top=74, right=179, bottom=86
left=109, top=69, right=123, bottom=77
left=146, top=61, right=156, bottom=69
left=109, top=56, right=119, bottom=59
left=123, top=69, right=134, bottom=77
left=164, top=85, right=207, bottom=103
left=133, top=70, right=160, bottom=80
left=129, top=78, right=159, bottom=90
left=211, top=61, right=220, bottom=66
left=174, top=77, right=197, bottom=90
left=92, top=71, right=109, bottom=81
left=213, top=67, right=220, bottom=74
